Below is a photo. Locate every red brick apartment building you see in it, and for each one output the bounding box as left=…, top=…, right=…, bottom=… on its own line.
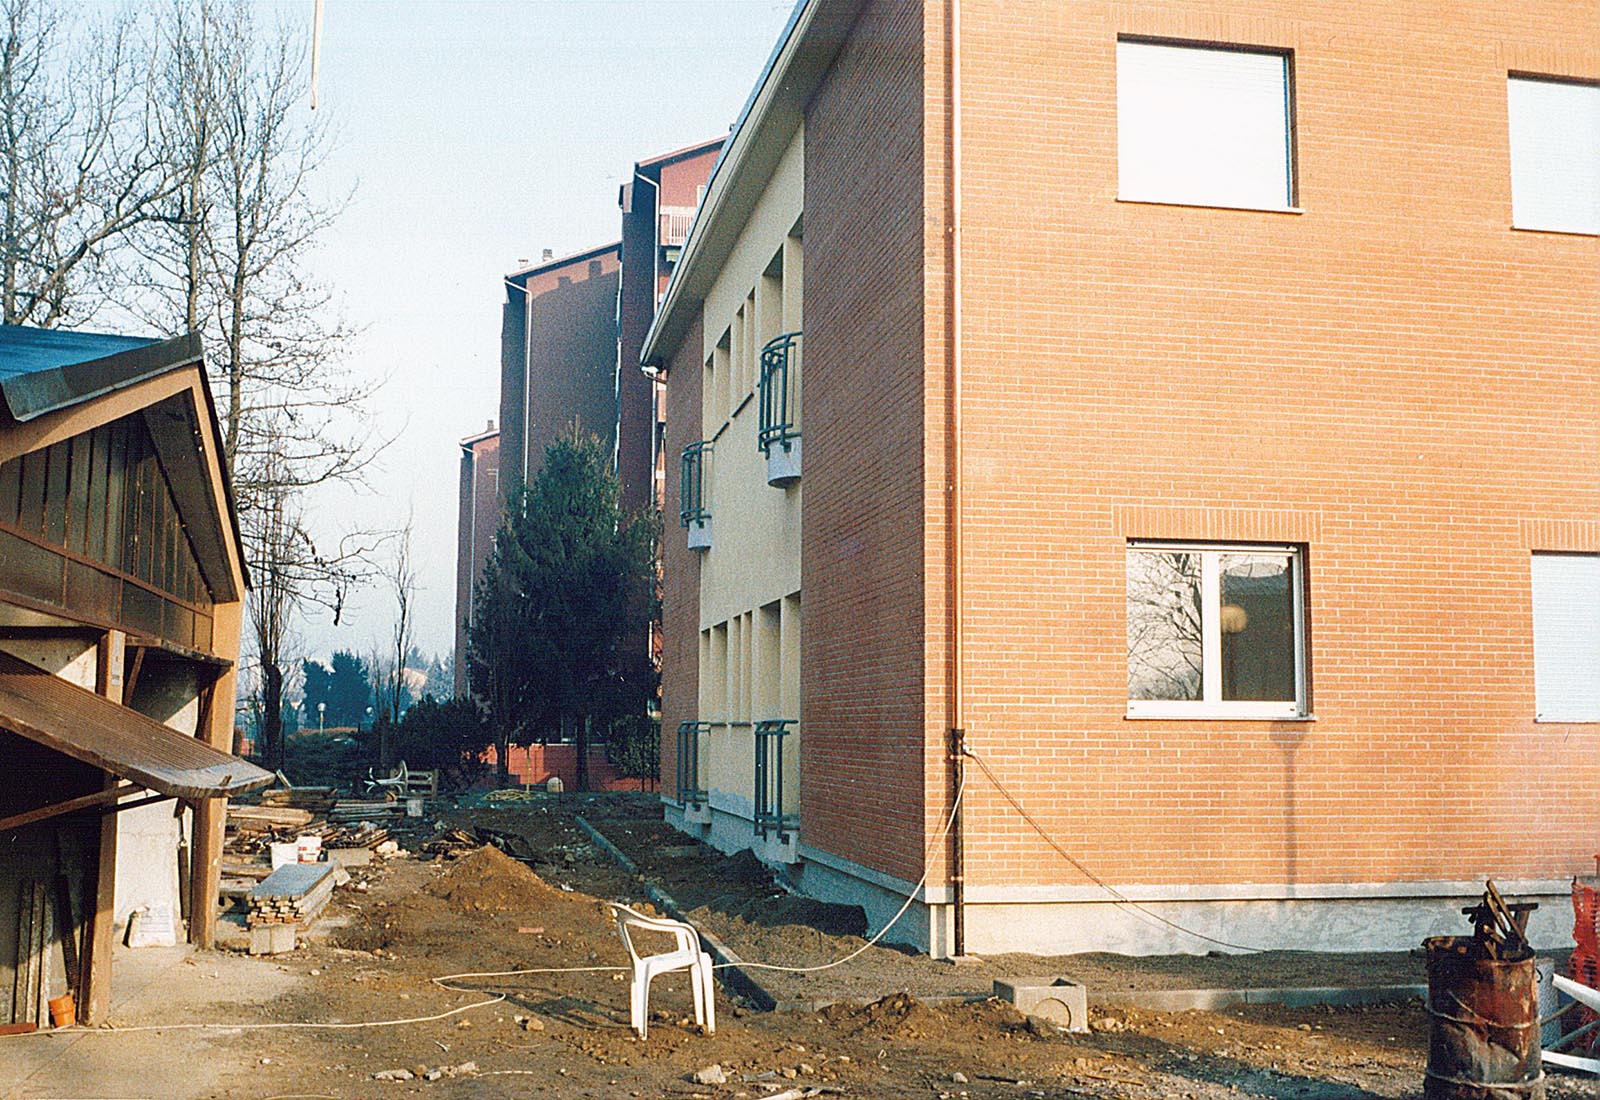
left=457, top=144, right=724, bottom=706
left=618, top=139, right=724, bottom=518
left=498, top=244, right=622, bottom=500
left=644, top=0, right=1600, bottom=955
left=453, top=423, right=498, bottom=697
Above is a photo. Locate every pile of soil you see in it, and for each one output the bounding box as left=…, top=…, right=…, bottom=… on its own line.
left=708, top=847, right=775, bottom=885
left=818, top=992, right=956, bottom=1039
left=426, top=844, right=559, bottom=913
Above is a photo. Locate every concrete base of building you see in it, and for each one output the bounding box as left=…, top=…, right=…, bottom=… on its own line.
left=662, top=803, right=1576, bottom=957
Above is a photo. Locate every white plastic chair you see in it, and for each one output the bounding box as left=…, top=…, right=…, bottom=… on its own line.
left=610, top=903, right=715, bottom=1039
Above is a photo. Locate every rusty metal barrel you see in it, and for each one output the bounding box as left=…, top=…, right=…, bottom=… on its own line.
left=1424, top=935, right=1545, bottom=1099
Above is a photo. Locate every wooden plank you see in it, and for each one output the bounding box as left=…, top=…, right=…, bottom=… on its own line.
left=0, top=649, right=271, bottom=801
left=53, top=877, right=77, bottom=995
left=35, top=881, right=52, bottom=1026
left=121, top=645, right=144, bottom=706
left=15, top=881, right=44, bottom=1026
left=0, top=784, right=132, bottom=835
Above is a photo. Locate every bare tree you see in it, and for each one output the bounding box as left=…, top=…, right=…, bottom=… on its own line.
left=0, top=0, right=181, bottom=326
left=135, top=1, right=383, bottom=757
left=384, top=518, right=415, bottom=729
left=362, top=519, right=415, bottom=771
left=244, top=469, right=381, bottom=769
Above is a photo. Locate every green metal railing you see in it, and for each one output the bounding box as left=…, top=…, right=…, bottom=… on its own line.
left=679, top=441, right=711, bottom=528
left=675, top=720, right=710, bottom=806
left=758, top=332, right=801, bottom=455
left=753, top=718, right=799, bottom=840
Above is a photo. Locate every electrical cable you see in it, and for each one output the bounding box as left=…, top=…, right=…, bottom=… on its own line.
left=710, top=769, right=967, bottom=973
left=963, top=747, right=1271, bottom=954
left=25, top=755, right=1270, bottom=1039
left=70, top=996, right=506, bottom=1034
left=24, top=965, right=630, bottom=1038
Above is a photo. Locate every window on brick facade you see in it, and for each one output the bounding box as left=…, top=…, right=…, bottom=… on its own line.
left=1117, top=39, right=1295, bottom=211
left=1531, top=552, right=1600, bottom=721
left=1127, top=543, right=1306, bottom=718
left=1507, top=76, right=1600, bottom=235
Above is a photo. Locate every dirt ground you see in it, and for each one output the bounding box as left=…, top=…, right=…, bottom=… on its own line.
left=5, top=792, right=1592, bottom=1100
left=575, top=797, right=1431, bottom=1006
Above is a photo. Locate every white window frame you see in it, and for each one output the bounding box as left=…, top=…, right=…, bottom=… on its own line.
left=1530, top=552, right=1600, bottom=722
left=1126, top=542, right=1307, bottom=720
left=1116, top=38, right=1297, bottom=212
left=1507, top=74, right=1600, bottom=236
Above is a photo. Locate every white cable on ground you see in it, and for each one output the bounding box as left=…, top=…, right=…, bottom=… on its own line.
left=431, top=963, right=624, bottom=990
left=712, top=770, right=967, bottom=974
left=64, top=996, right=506, bottom=1034
left=17, top=965, right=630, bottom=1039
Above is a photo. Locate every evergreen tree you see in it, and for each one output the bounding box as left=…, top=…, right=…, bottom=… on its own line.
left=468, top=435, right=657, bottom=789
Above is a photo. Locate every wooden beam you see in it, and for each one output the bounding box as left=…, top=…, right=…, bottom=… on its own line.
left=121, top=644, right=145, bottom=706
left=190, top=677, right=222, bottom=949
left=0, top=784, right=132, bottom=834
left=81, top=629, right=124, bottom=1025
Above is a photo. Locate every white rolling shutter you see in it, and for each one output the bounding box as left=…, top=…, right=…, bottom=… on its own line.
left=1531, top=553, right=1600, bottom=722
left=1508, top=77, right=1600, bottom=235
left=1117, top=40, right=1293, bottom=211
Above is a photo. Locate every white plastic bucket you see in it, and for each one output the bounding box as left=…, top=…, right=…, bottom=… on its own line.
left=296, top=835, right=323, bottom=863
left=269, top=842, right=298, bottom=870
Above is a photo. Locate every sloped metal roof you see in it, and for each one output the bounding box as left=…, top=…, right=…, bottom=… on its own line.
left=0, top=325, right=200, bottom=422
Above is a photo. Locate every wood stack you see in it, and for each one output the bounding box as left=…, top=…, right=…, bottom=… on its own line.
left=259, top=787, right=337, bottom=814
left=247, top=863, right=337, bottom=926
left=328, top=800, right=406, bottom=823
left=227, top=806, right=315, bottom=833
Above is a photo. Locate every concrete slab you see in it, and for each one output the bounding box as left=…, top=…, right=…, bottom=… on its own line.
left=1, top=945, right=302, bottom=1100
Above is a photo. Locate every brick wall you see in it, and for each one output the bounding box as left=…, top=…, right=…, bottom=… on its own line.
left=618, top=187, right=662, bottom=517
left=940, top=0, right=1600, bottom=891
left=660, top=315, right=705, bottom=799
left=524, top=258, right=622, bottom=477
left=802, top=0, right=931, bottom=884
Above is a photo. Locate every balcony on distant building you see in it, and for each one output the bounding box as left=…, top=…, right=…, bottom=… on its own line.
left=758, top=332, right=802, bottom=486
left=658, top=206, right=698, bottom=248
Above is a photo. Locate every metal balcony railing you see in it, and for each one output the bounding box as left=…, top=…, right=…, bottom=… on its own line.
left=675, top=720, right=710, bottom=806
left=658, top=206, right=697, bottom=247
left=679, top=441, right=711, bottom=528
left=753, top=719, right=799, bottom=840
left=758, top=332, right=801, bottom=456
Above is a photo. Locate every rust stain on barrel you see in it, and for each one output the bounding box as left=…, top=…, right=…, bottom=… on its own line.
left=1424, top=936, right=1545, bottom=1100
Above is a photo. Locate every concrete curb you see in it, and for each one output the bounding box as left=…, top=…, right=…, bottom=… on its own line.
left=1093, top=984, right=1426, bottom=1013
left=573, top=814, right=778, bottom=1012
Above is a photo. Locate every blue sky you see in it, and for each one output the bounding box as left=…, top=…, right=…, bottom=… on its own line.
left=298, top=0, right=796, bottom=665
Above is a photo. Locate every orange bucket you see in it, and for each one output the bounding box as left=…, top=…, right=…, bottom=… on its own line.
left=48, top=994, right=74, bottom=1028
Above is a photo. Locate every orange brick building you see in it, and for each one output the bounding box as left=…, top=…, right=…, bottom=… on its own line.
left=644, top=0, right=1600, bottom=955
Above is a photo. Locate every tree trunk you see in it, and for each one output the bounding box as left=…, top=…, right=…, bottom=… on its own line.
left=262, top=661, right=283, bottom=772
left=495, top=728, right=510, bottom=787
left=574, top=713, right=590, bottom=793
